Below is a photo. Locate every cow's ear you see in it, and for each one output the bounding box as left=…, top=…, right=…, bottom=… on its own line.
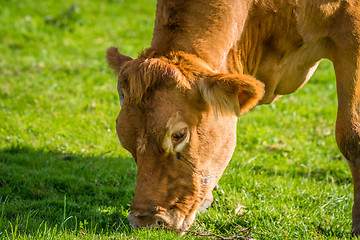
left=106, top=46, right=133, bottom=75
left=200, top=73, right=264, bottom=116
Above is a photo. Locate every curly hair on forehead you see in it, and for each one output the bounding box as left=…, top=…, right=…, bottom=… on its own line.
left=118, top=49, right=214, bottom=104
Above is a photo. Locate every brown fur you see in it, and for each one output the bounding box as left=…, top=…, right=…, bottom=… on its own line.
left=107, top=0, right=360, bottom=235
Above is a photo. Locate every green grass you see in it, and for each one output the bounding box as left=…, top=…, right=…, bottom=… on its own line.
left=0, top=0, right=353, bottom=239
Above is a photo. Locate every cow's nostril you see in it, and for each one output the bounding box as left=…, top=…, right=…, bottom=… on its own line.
left=128, top=212, right=169, bottom=229
left=155, top=218, right=166, bottom=228
left=128, top=213, right=156, bottom=228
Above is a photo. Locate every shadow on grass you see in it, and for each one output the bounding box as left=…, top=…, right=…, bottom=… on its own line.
left=0, top=145, right=352, bottom=239
left=0, top=144, right=136, bottom=235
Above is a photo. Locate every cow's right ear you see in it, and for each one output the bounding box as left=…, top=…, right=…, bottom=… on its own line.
left=106, top=47, right=133, bottom=75
left=199, top=73, right=264, bottom=116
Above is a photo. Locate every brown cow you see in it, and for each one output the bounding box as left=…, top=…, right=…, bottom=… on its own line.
left=107, top=0, right=360, bottom=235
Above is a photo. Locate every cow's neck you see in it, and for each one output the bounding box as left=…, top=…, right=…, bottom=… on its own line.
left=150, top=0, right=253, bottom=72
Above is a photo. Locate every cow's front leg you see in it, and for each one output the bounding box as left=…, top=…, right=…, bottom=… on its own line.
left=332, top=29, right=360, bottom=235
left=334, top=77, right=360, bottom=236
left=199, top=185, right=219, bottom=212
left=347, top=162, right=360, bottom=235
left=199, top=192, right=213, bottom=212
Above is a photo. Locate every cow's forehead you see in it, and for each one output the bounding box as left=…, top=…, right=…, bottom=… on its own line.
left=119, top=55, right=192, bottom=105
left=122, top=87, right=199, bottom=140
left=142, top=88, right=188, bottom=131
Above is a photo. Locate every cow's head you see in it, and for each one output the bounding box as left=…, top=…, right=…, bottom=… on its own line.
left=106, top=47, right=264, bottom=233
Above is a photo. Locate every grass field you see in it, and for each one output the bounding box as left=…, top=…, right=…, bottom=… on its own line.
left=0, top=0, right=354, bottom=239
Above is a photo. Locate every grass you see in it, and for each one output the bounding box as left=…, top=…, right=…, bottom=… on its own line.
left=0, top=0, right=353, bottom=239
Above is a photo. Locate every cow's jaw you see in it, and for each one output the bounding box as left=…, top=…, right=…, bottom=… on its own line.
left=127, top=173, right=221, bottom=233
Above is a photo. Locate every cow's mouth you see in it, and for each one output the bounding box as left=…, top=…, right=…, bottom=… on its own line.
left=128, top=187, right=216, bottom=234
left=127, top=213, right=166, bottom=228
left=127, top=208, right=197, bottom=234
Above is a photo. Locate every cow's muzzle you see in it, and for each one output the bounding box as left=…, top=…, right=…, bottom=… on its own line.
left=127, top=209, right=194, bottom=235
left=127, top=212, right=166, bottom=229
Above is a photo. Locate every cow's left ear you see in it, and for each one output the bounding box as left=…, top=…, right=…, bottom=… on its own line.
left=106, top=46, right=133, bottom=75
left=200, top=73, right=265, bottom=116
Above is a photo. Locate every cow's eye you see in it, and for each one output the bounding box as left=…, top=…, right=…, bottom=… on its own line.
left=171, top=128, right=187, bottom=146
left=117, top=83, right=126, bottom=107
left=119, top=92, right=124, bottom=106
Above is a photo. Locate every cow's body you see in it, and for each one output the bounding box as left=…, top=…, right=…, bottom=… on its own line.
left=151, top=0, right=344, bottom=104
left=107, top=0, right=360, bottom=235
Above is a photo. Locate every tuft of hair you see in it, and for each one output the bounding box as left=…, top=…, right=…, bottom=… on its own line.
left=118, top=51, right=193, bottom=104
left=116, top=48, right=217, bottom=104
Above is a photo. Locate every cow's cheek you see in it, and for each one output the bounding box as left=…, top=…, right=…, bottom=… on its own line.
left=194, top=114, right=238, bottom=204
left=167, top=156, right=199, bottom=206
left=115, top=110, right=140, bottom=157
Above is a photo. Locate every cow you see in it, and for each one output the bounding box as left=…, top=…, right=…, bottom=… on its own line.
left=106, top=0, right=360, bottom=235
